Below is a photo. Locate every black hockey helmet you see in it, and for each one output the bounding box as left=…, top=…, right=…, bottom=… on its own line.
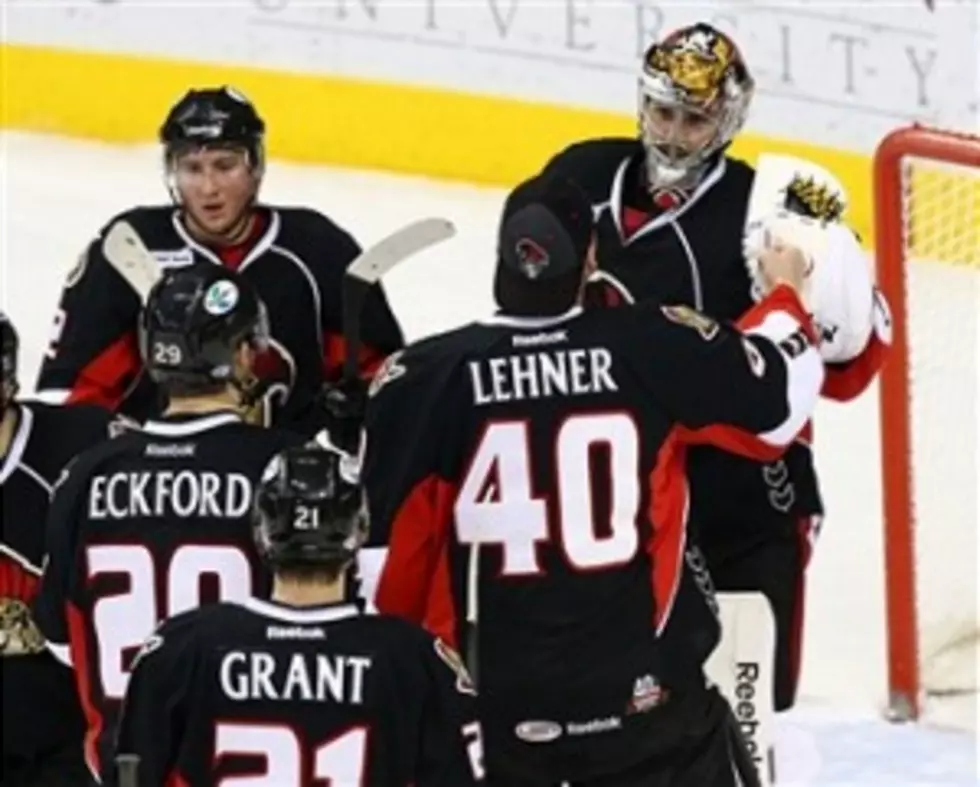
left=253, top=444, right=368, bottom=572
left=0, top=311, right=18, bottom=410
left=139, top=265, right=270, bottom=395
left=159, top=86, right=265, bottom=171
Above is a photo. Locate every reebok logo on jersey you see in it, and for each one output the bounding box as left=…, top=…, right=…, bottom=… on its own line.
left=151, top=248, right=195, bottom=269
left=511, top=330, right=568, bottom=348
left=266, top=625, right=326, bottom=640
left=566, top=716, right=622, bottom=736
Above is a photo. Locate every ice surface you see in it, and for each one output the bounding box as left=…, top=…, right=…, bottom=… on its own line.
left=1, top=131, right=975, bottom=784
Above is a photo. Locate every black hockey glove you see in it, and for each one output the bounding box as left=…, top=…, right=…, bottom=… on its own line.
left=318, top=377, right=368, bottom=456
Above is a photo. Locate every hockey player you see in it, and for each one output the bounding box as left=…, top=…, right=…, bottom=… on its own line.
left=361, top=173, right=823, bottom=786
left=539, top=22, right=891, bottom=713
left=32, top=266, right=306, bottom=780
left=36, top=86, right=403, bottom=430
left=110, top=444, right=485, bottom=787
left=0, top=312, right=119, bottom=786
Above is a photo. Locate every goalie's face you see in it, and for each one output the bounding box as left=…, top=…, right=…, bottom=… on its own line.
left=171, top=146, right=260, bottom=243
left=640, top=98, right=723, bottom=174
left=637, top=24, right=754, bottom=191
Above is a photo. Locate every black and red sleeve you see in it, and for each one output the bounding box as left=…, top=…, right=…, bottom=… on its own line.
left=821, top=287, right=892, bottom=401
left=361, top=347, right=459, bottom=637
left=35, top=237, right=143, bottom=411
left=635, top=285, right=826, bottom=461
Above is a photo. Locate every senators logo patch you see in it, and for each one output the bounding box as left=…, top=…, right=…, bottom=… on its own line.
left=0, top=597, right=46, bottom=656
left=434, top=637, right=476, bottom=696
left=660, top=304, right=720, bottom=341
left=368, top=350, right=407, bottom=398
left=785, top=175, right=845, bottom=223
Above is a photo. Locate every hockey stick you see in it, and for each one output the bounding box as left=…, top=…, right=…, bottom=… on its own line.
left=102, top=221, right=162, bottom=303
left=341, top=217, right=456, bottom=383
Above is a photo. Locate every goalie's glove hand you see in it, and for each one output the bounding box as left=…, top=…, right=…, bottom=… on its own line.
left=318, top=377, right=368, bottom=456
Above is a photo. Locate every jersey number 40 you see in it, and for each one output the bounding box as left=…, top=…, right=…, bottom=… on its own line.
left=455, top=413, right=642, bottom=575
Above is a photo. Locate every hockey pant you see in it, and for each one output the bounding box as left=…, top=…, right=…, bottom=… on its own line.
left=485, top=688, right=760, bottom=787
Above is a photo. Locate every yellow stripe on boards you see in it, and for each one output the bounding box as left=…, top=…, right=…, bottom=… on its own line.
left=3, top=42, right=976, bottom=265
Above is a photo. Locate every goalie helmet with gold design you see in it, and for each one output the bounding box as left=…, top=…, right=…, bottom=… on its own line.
left=638, top=22, right=754, bottom=193
left=0, top=311, right=18, bottom=412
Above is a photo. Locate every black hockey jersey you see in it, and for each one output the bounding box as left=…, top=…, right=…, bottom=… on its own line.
left=32, top=411, right=305, bottom=777
left=542, top=139, right=888, bottom=529
left=112, top=598, right=484, bottom=787
left=36, top=205, right=404, bottom=431
left=1, top=401, right=116, bottom=769
left=363, top=286, right=824, bottom=782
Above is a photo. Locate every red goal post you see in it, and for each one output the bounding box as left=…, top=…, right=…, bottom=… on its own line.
left=873, top=125, right=980, bottom=721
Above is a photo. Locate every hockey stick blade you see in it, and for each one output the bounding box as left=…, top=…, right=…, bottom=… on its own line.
left=342, top=218, right=456, bottom=381
left=102, top=220, right=162, bottom=303
left=346, top=218, right=456, bottom=285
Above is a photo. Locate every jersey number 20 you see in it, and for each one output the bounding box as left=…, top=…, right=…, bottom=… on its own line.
left=88, top=544, right=253, bottom=700
left=455, top=414, right=641, bottom=575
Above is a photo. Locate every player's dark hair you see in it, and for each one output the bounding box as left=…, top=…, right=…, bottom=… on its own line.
left=0, top=311, right=19, bottom=410
left=253, top=444, right=368, bottom=579
left=159, top=86, right=265, bottom=173
left=139, top=266, right=270, bottom=401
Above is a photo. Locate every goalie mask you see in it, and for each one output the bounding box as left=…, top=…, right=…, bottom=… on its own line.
left=0, top=311, right=18, bottom=411
left=638, top=23, right=754, bottom=193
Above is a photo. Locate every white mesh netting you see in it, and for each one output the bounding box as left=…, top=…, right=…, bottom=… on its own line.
left=901, top=151, right=980, bottom=704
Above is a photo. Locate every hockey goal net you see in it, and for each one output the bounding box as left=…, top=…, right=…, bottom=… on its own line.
left=874, top=125, right=980, bottom=722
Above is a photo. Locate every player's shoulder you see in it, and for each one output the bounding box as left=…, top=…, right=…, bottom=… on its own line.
left=134, top=602, right=244, bottom=670
left=544, top=136, right=642, bottom=193
left=719, top=154, right=756, bottom=197
left=364, top=617, right=476, bottom=695
left=97, top=205, right=178, bottom=241
left=270, top=206, right=360, bottom=266
left=231, top=422, right=308, bottom=453
left=367, top=321, right=498, bottom=402
left=57, top=421, right=148, bottom=482
left=22, top=400, right=112, bottom=435
left=346, top=611, right=449, bottom=663
left=163, top=600, right=250, bottom=637
left=195, top=421, right=307, bottom=469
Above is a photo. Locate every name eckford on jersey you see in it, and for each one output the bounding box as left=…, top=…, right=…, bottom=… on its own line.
left=220, top=650, right=373, bottom=704
left=87, top=470, right=253, bottom=520
left=469, top=347, right=618, bottom=406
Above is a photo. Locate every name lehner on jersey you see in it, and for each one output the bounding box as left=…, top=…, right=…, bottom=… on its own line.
left=469, top=347, right=618, bottom=405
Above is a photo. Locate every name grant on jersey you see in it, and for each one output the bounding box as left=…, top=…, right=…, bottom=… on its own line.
left=220, top=650, right=373, bottom=703
left=88, top=471, right=252, bottom=519
left=469, top=348, right=617, bottom=405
